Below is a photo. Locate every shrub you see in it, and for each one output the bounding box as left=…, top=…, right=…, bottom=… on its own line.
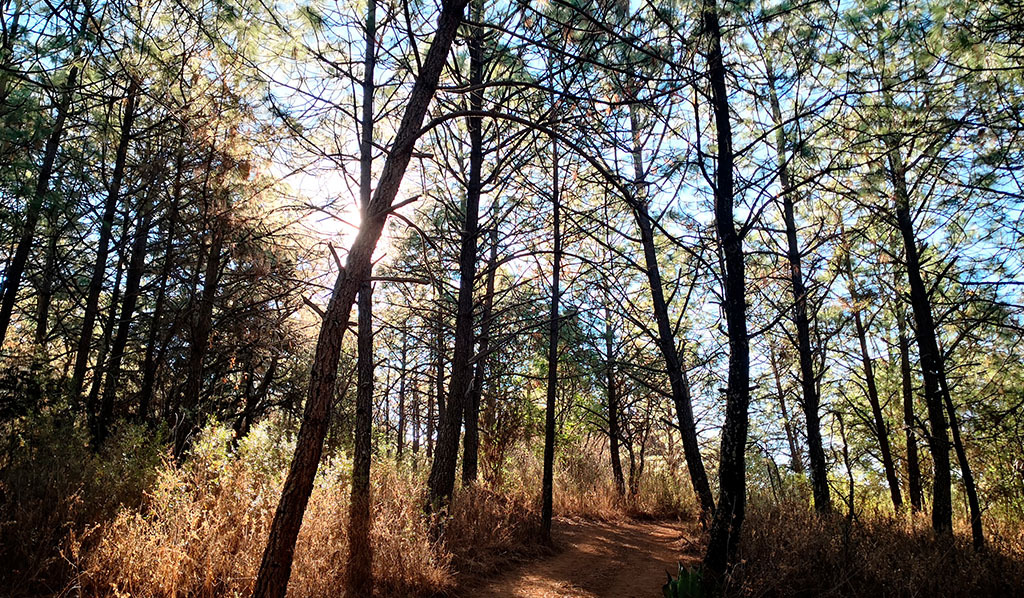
left=0, top=416, right=163, bottom=596
left=72, top=422, right=452, bottom=597
left=728, top=500, right=1024, bottom=597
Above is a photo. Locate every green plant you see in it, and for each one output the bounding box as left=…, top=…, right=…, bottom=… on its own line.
left=663, top=562, right=703, bottom=598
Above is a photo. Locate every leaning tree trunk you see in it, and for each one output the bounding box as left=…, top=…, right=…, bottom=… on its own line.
left=0, top=65, right=78, bottom=349
left=235, top=357, right=277, bottom=439
left=252, top=0, right=470, bottom=593
left=33, top=200, right=61, bottom=347
left=0, top=3, right=90, bottom=347
left=766, top=61, right=830, bottom=512
left=426, top=0, right=484, bottom=511
left=938, top=363, right=984, bottom=549
left=70, top=77, right=139, bottom=405
left=86, top=236, right=127, bottom=437
left=629, top=109, right=715, bottom=520
left=702, top=0, right=750, bottom=583
left=889, top=147, right=953, bottom=536
left=138, top=150, right=183, bottom=420
left=842, top=240, right=903, bottom=510
left=96, top=180, right=157, bottom=446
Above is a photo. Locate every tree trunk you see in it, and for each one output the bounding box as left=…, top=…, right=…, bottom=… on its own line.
left=173, top=188, right=225, bottom=459
left=463, top=203, right=497, bottom=485
left=889, top=147, right=953, bottom=535
left=398, top=332, right=408, bottom=457
left=766, top=61, right=830, bottom=512
left=0, top=65, right=78, bottom=349
left=896, top=303, right=924, bottom=511
left=604, top=301, right=625, bottom=497
left=412, top=383, right=421, bottom=455
left=0, top=2, right=22, bottom=113
left=345, top=2, right=378, bottom=590
left=702, top=0, right=750, bottom=582
left=138, top=150, right=183, bottom=420
left=629, top=111, right=715, bottom=520
left=235, top=357, right=277, bottom=440
left=70, top=77, right=139, bottom=405
left=426, top=0, right=483, bottom=510
left=938, top=366, right=984, bottom=549
left=252, top=0, right=469, bottom=592
left=769, top=344, right=804, bottom=474
left=842, top=240, right=902, bottom=510
left=541, top=140, right=561, bottom=544
left=86, top=240, right=126, bottom=437
left=96, top=181, right=156, bottom=446
left=430, top=287, right=446, bottom=458
left=33, top=200, right=60, bottom=347
left=428, top=333, right=437, bottom=459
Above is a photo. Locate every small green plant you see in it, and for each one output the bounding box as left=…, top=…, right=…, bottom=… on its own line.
left=663, top=562, right=704, bottom=598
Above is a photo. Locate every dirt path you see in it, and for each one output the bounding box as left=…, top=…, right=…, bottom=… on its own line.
left=459, top=518, right=702, bottom=598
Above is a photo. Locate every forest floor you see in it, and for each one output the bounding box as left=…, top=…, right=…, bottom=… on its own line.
left=457, top=518, right=702, bottom=598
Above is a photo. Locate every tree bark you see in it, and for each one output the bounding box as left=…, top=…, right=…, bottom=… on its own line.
left=33, top=200, right=60, bottom=347
left=96, top=180, right=157, bottom=446
left=70, top=77, right=139, bottom=405
left=889, top=147, right=953, bottom=535
left=0, top=65, right=78, bottom=349
left=235, top=357, right=277, bottom=440
left=842, top=240, right=902, bottom=510
left=86, top=238, right=126, bottom=436
left=463, top=203, right=497, bottom=485
left=345, top=0, right=378, bottom=590
left=629, top=110, right=715, bottom=520
left=895, top=303, right=923, bottom=511
left=398, top=332, right=408, bottom=457
left=412, top=384, right=422, bottom=455
left=939, top=365, right=984, bottom=549
left=252, top=0, right=469, bottom=592
left=173, top=187, right=225, bottom=459
left=766, top=61, right=830, bottom=512
left=540, top=140, right=561, bottom=544
left=702, top=0, right=750, bottom=582
left=426, top=0, right=483, bottom=510
left=604, top=300, right=625, bottom=496
left=768, top=344, right=804, bottom=474
left=138, top=150, right=183, bottom=420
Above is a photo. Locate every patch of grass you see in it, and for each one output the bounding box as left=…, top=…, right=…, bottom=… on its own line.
left=729, top=500, right=1024, bottom=597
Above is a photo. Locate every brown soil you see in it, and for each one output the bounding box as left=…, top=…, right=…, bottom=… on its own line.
left=457, top=518, right=702, bottom=598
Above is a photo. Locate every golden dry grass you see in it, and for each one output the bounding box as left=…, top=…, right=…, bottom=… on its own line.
left=70, top=426, right=453, bottom=597
left=62, top=423, right=695, bottom=597
left=728, top=498, right=1024, bottom=597
left=10, top=419, right=1021, bottom=598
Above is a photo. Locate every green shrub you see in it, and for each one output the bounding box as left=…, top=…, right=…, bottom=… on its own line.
left=664, top=562, right=704, bottom=598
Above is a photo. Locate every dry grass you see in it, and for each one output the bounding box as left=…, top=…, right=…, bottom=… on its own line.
left=64, top=424, right=691, bottom=597
left=0, top=417, right=163, bottom=596
left=729, top=498, right=1024, bottom=597
left=70, top=425, right=453, bottom=597
left=24, top=419, right=1018, bottom=598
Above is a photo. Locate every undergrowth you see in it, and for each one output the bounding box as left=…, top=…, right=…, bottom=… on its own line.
left=4, top=416, right=1022, bottom=597
left=725, top=497, right=1024, bottom=597
left=1, top=418, right=690, bottom=596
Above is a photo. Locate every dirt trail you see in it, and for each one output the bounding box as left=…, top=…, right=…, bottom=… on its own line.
left=459, top=518, right=701, bottom=598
